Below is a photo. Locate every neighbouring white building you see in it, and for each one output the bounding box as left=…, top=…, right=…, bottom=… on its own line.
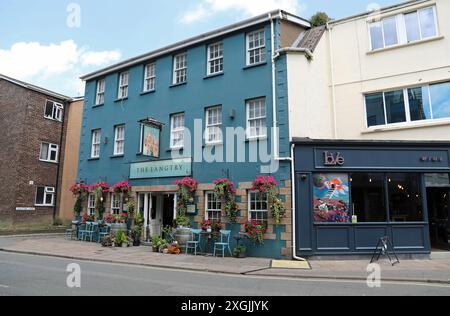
left=284, top=0, right=450, bottom=257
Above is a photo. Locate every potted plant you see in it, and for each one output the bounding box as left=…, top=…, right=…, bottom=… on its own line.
left=151, top=235, right=169, bottom=252
left=114, top=229, right=128, bottom=248
left=201, top=219, right=212, bottom=232
left=233, top=244, right=247, bottom=258
left=131, top=212, right=144, bottom=246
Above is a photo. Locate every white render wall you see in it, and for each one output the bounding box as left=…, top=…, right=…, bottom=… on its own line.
left=287, top=36, right=334, bottom=139
left=288, top=0, right=450, bottom=141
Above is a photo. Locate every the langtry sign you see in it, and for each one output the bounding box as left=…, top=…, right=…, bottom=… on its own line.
left=130, top=158, right=192, bottom=179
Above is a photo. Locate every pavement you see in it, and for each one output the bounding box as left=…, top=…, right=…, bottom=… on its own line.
left=0, top=235, right=450, bottom=285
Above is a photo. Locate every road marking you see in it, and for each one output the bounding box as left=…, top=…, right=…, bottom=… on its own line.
left=0, top=284, right=9, bottom=288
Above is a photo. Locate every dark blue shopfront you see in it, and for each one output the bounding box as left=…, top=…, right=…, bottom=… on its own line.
left=294, top=140, right=450, bottom=257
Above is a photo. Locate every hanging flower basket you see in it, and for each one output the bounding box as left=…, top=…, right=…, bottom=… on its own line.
left=112, top=180, right=132, bottom=195
left=213, top=178, right=239, bottom=223
left=252, top=176, right=286, bottom=225
left=174, top=177, right=198, bottom=228
left=245, top=220, right=267, bottom=245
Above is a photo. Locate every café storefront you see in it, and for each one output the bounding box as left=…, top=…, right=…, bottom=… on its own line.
left=293, top=139, right=450, bottom=257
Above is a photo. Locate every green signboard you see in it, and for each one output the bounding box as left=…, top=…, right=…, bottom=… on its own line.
left=130, top=158, right=192, bottom=179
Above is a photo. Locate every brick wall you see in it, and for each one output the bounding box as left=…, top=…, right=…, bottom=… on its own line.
left=0, top=79, right=69, bottom=225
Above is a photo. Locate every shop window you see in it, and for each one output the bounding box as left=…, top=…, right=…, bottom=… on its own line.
left=87, top=194, right=96, bottom=215
left=249, top=191, right=268, bottom=226
left=387, top=173, right=424, bottom=222
left=385, top=90, right=406, bottom=124
left=429, top=82, right=450, bottom=119
left=205, top=192, right=221, bottom=221
left=365, top=93, right=385, bottom=127
left=350, top=173, right=387, bottom=222
left=313, top=173, right=351, bottom=223
left=35, top=186, right=55, bottom=206
left=111, top=193, right=122, bottom=215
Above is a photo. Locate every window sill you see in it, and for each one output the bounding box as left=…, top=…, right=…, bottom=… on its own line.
left=362, top=118, right=450, bottom=134
left=245, top=136, right=268, bottom=142
left=39, top=160, right=58, bottom=165
left=167, top=147, right=184, bottom=152
left=140, top=90, right=156, bottom=96
left=203, top=142, right=224, bottom=148
left=88, top=157, right=100, bottom=161
left=114, top=97, right=128, bottom=103
left=367, top=35, right=444, bottom=55
left=170, top=82, right=187, bottom=88
left=44, top=117, right=62, bottom=123
left=204, top=72, right=224, bottom=80
left=35, top=204, right=54, bottom=208
left=92, top=104, right=104, bottom=108
left=110, top=155, right=125, bottom=159
left=243, top=62, right=267, bottom=70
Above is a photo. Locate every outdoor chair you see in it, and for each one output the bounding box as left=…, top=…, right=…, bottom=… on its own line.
left=98, top=223, right=111, bottom=243
left=78, top=223, right=87, bottom=240
left=65, top=222, right=77, bottom=240
left=82, top=222, right=98, bottom=242
left=213, top=230, right=233, bottom=258
left=185, top=229, right=203, bottom=256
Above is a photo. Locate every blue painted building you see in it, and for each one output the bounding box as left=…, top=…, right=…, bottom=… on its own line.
left=78, top=11, right=310, bottom=258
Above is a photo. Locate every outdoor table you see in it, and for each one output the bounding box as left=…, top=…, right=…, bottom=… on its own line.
left=200, top=231, right=219, bottom=256
left=234, top=232, right=249, bottom=248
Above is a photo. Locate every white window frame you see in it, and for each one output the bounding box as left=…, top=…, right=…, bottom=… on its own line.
left=248, top=191, right=268, bottom=224
left=113, top=125, right=125, bottom=156
left=205, top=106, right=223, bottom=144
left=368, top=5, right=439, bottom=51
left=170, top=113, right=185, bottom=149
left=87, top=193, right=96, bottom=215
left=246, top=29, right=266, bottom=66
left=35, top=186, right=55, bottom=207
left=364, top=81, right=450, bottom=129
left=39, top=142, right=59, bottom=163
left=205, top=192, right=222, bottom=221
left=91, top=129, right=101, bottom=159
left=173, top=53, right=187, bottom=85
left=246, top=98, right=267, bottom=139
left=111, top=193, right=122, bottom=215
left=207, top=42, right=224, bottom=76
left=118, top=71, right=129, bottom=99
left=96, top=79, right=106, bottom=105
left=143, top=63, right=156, bottom=92
left=44, top=100, right=63, bottom=122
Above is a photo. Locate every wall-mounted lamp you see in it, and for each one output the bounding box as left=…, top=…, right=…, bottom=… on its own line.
left=104, top=137, right=109, bottom=145
left=229, top=109, right=236, bottom=120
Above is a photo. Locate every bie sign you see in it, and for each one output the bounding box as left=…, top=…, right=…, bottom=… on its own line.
left=324, top=151, right=345, bottom=166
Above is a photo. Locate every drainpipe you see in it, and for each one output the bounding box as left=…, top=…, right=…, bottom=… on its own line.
left=290, top=143, right=306, bottom=261
left=270, top=12, right=305, bottom=261
left=327, top=22, right=338, bottom=139
left=53, top=100, right=68, bottom=221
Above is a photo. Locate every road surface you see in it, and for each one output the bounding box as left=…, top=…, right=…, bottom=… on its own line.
left=0, top=251, right=449, bottom=296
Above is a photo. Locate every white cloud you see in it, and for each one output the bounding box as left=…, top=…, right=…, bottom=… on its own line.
left=180, top=0, right=306, bottom=24
left=80, top=50, right=122, bottom=67
left=0, top=40, right=122, bottom=96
